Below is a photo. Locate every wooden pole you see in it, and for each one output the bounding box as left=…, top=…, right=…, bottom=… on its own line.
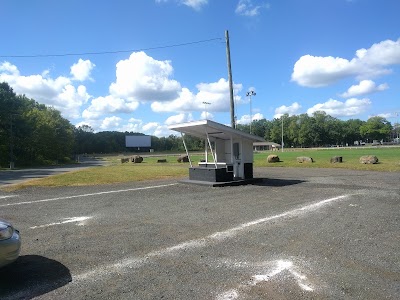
left=225, top=30, right=235, bottom=128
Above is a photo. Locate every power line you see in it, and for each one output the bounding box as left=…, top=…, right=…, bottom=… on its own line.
left=0, top=37, right=223, bottom=58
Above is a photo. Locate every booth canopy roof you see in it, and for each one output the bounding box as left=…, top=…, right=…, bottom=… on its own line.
left=169, top=119, right=265, bottom=142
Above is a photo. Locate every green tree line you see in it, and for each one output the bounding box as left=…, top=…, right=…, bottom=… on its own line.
left=238, top=112, right=396, bottom=148
left=74, top=125, right=203, bottom=154
left=0, top=82, right=201, bottom=167
left=0, top=82, right=76, bottom=167
left=1, top=82, right=397, bottom=167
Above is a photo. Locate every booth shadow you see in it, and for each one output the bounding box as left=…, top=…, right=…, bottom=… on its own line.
left=0, top=255, right=72, bottom=299
left=253, top=178, right=305, bottom=187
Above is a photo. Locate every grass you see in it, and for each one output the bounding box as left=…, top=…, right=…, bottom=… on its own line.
left=2, top=154, right=203, bottom=190
left=255, top=147, right=400, bottom=172
left=3, top=147, right=400, bottom=190
left=14, top=164, right=188, bottom=188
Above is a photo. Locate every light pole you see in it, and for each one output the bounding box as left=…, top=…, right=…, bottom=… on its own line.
left=202, top=101, right=211, bottom=120
left=246, top=90, right=256, bottom=134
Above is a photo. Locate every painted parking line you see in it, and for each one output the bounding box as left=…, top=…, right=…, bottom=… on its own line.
left=29, top=216, right=93, bottom=229
left=0, top=195, right=18, bottom=199
left=74, top=194, right=353, bottom=282
left=0, top=183, right=178, bottom=207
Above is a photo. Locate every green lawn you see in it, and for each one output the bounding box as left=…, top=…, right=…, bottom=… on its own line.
left=4, top=147, right=400, bottom=190
left=255, top=147, right=400, bottom=171
left=3, top=154, right=203, bottom=190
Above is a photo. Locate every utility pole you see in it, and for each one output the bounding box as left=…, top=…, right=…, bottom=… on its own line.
left=225, top=30, right=235, bottom=128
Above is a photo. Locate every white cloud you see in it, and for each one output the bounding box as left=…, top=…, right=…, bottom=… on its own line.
left=376, top=113, right=392, bottom=119
left=155, top=0, right=208, bottom=10
left=291, top=55, right=353, bottom=87
left=100, top=116, right=122, bottom=130
left=274, top=102, right=302, bottom=118
left=119, top=118, right=145, bottom=133
left=235, top=0, right=270, bottom=17
left=70, top=59, right=95, bottom=81
left=142, top=122, right=159, bottom=132
left=200, top=111, right=214, bottom=120
left=306, top=98, right=371, bottom=117
left=236, top=114, right=251, bottom=125
left=340, top=80, right=389, bottom=98
left=252, top=112, right=264, bottom=120
left=151, top=78, right=243, bottom=113
left=181, top=0, right=207, bottom=10
left=83, top=52, right=185, bottom=121
left=236, top=112, right=264, bottom=124
left=356, top=38, right=400, bottom=66
left=109, top=51, right=181, bottom=102
left=118, top=117, right=177, bottom=137
left=165, top=113, right=193, bottom=125
left=154, top=125, right=175, bottom=137
left=58, top=85, right=91, bottom=118
left=128, top=117, right=142, bottom=123
left=292, top=38, right=400, bottom=87
left=0, top=61, right=91, bottom=119
left=82, top=95, right=139, bottom=119
left=151, top=88, right=193, bottom=112
left=0, top=61, right=19, bottom=75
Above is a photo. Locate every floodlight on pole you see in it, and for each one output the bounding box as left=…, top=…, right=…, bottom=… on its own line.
left=246, top=90, right=256, bottom=134
left=202, top=101, right=211, bottom=119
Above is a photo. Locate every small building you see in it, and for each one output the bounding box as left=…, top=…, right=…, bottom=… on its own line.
left=169, top=120, right=265, bottom=184
left=253, top=141, right=281, bottom=151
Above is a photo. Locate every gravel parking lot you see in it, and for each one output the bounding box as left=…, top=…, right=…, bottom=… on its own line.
left=0, top=167, right=399, bottom=299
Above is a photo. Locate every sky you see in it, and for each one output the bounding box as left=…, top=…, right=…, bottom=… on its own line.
left=1, top=0, right=400, bottom=136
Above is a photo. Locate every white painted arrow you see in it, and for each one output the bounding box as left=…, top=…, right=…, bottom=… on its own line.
left=252, top=260, right=313, bottom=291
left=216, top=260, right=314, bottom=300
left=30, top=216, right=92, bottom=229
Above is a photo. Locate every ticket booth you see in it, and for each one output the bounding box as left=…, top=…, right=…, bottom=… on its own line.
left=169, top=120, right=265, bottom=183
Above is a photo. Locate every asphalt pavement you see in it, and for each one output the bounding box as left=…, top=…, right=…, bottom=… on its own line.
left=0, top=167, right=399, bottom=299
left=0, top=157, right=107, bottom=187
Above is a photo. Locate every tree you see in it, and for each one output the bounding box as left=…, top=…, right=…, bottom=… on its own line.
left=311, top=111, right=330, bottom=146
left=360, top=116, right=392, bottom=141
left=252, top=119, right=272, bottom=140
left=74, top=125, right=95, bottom=153
left=286, top=115, right=300, bottom=147
left=0, top=82, right=75, bottom=166
left=297, top=114, right=315, bottom=147
left=343, top=119, right=365, bottom=145
left=236, top=123, right=250, bottom=134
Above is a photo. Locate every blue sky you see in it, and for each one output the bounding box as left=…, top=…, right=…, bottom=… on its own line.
left=1, top=0, right=400, bottom=136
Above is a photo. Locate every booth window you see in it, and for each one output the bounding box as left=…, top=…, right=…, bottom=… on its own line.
left=233, top=142, right=240, bottom=160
